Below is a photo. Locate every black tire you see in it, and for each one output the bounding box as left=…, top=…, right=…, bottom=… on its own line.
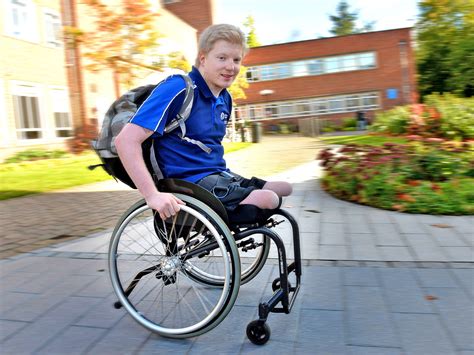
left=246, top=320, right=271, bottom=345
left=109, top=195, right=240, bottom=338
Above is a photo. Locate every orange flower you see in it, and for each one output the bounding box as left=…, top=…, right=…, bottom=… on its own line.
left=392, top=204, right=405, bottom=211
left=397, top=193, right=416, bottom=202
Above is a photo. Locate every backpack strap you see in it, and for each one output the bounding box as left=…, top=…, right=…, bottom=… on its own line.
left=163, top=75, right=211, bottom=154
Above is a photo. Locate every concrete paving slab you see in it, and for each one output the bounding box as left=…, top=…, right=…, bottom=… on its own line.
left=1, top=136, right=473, bottom=353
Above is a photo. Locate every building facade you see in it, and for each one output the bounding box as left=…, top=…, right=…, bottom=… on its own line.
left=162, top=0, right=216, bottom=42
left=69, top=0, right=199, bottom=134
left=235, top=28, right=416, bottom=131
left=0, top=0, right=72, bottom=160
left=0, top=0, right=209, bottom=160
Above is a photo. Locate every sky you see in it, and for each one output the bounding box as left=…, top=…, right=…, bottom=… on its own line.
left=214, top=0, right=419, bottom=45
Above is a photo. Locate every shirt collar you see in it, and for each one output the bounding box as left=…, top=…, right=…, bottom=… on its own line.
left=189, top=66, right=228, bottom=100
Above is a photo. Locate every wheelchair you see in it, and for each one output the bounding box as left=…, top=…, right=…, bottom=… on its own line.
left=108, top=178, right=302, bottom=345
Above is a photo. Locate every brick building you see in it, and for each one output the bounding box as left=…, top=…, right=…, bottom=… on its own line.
left=235, top=27, right=416, bottom=132
left=162, top=0, right=216, bottom=41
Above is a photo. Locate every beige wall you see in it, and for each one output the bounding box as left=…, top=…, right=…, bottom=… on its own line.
left=77, top=0, right=197, bottom=128
left=0, top=0, right=199, bottom=161
left=0, top=0, right=71, bottom=160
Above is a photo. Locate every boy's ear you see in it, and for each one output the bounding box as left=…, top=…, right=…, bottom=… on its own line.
left=198, top=52, right=207, bottom=66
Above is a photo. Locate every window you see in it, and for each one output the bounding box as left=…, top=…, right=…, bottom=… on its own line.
left=307, top=59, right=322, bottom=75
left=236, top=92, right=379, bottom=121
left=260, top=65, right=274, bottom=80
left=246, top=51, right=377, bottom=82
left=5, top=0, right=37, bottom=42
left=13, top=93, right=42, bottom=140
left=342, top=55, right=357, bottom=71
left=51, top=89, right=72, bottom=137
left=43, top=10, right=61, bottom=47
left=328, top=98, right=345, bottom=112
left=359, top=52, right=376, bottom=69
left=347, top=95, right=360, bottom=110
left=291, top=61, right=308, bottom=77
left=324, top=57, right=340, bottom=73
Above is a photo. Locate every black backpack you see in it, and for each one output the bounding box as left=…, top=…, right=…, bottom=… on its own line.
left=90, top=74, right=210, bottom=188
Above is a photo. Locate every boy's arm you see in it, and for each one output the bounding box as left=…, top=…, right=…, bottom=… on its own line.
left=115, top=123, right=184, bottom=220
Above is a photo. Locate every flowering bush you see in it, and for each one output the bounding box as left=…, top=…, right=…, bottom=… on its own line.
left=370, top=94, right=474, bottom=141
left=318, top=141, right=474, bottom=215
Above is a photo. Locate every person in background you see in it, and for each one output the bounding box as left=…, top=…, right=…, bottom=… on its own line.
left=356, top=110, right=367, bottom=130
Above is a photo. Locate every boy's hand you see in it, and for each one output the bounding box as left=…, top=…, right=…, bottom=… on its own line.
left=146, top=192, right=185, bottom=220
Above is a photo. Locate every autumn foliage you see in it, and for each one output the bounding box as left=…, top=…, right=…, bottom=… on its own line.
left=66, top=0, right=162, bottom=84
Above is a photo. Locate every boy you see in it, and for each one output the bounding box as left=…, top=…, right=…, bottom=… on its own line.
left=115, top=24, right=292, bottom=221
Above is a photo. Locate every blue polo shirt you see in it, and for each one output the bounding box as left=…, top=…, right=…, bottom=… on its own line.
left=129, top=67, right=232, bottom=183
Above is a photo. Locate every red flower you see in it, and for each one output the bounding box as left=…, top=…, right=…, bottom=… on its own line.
left=397, top=193, right=416, bottom=202
left=407, top=180, right=420, bottom=187
left=406, top=134, right=422, bottom=141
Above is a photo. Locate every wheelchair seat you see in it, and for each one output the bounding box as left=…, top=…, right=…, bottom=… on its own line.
left=157, top=178, right=276, bottom=226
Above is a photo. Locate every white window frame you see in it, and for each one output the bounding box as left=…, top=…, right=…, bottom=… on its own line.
left=3, top=0, right=38, bottom=43
left=43, top=8, right=62, bottom=47
left=0, top=79, right=8, bottom=147
left=237, top=92, right=380, bottom=121
left=11, top=81, right=44, bottom=141
left=247, top=51, right=377, bottom=82
left=49, top=87, right=72, bottom=138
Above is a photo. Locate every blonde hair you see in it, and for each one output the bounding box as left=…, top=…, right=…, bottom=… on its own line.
left=195, top=24, right=248, bottom=67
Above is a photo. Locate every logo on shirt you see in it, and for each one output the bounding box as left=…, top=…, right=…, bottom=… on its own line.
left=220, top=112, right=229, bottom=122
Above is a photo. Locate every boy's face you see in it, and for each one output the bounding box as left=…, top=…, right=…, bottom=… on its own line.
left=198, top=40, right=243, bottom=96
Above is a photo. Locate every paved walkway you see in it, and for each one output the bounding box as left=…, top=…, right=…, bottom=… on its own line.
left=0, top=135, right=473, bottom=354
left=0, top=135, right=323, bottom=259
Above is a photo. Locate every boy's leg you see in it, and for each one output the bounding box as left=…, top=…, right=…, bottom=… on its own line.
left=262, top=181, right=293, bottom=197
left=239, top=189, right=280, bottom=209
left=197, top=172, right=292, bottom=211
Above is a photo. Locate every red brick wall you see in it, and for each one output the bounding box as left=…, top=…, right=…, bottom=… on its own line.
left=163, top=0, right=215, bottom=41
left=238, top=28, right=416, bottom=113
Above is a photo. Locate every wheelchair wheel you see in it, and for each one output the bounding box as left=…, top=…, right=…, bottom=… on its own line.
left=109, top=195, right=241, bottom=338
left=185, top=231, right=270, bottom=287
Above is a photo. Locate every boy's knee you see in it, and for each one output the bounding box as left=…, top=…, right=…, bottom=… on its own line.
left=241, top=190, right=280, bottom=209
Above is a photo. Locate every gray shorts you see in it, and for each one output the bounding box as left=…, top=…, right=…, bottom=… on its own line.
left=196, top=171, right=266, bottom=211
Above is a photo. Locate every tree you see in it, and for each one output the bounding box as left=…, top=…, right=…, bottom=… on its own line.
left=329, top=1, right=358, bottom=36
left=243, top=15, right=261, bottom=47
left=416, top=0, right=474, bottom=98
left=228, top=67, right=249, bottom=100
left=329, top=0, right=375, bottom=36
left=66, top=0, right=163, bottom=94
left=167, top=51, right=192, bottom=73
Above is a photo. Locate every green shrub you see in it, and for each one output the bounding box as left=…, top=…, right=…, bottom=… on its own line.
left=424, top=94, right=474, bottom=140
left=4, top=149, right=68, bottom=163
left=318, top=142, right=474, bottom=215
left=342, top=117, right=357, bottom=128
left=371, top=106, right=410, bottom=135
left=370, top=95, right=474, bottom=140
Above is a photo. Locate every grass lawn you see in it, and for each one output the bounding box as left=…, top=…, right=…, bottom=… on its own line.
left=320, top=134, right=408, bottom=146
left=0, top=142, right=252, bottom=200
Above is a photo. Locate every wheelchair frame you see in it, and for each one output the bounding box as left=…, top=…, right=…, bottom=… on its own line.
left=108, top=179, right=302, bottom=345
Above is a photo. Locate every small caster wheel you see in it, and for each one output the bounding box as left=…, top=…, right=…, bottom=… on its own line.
left=113, top=301, right=122, bottom=309
left=246, top=320, right=271, bottom=345
left=272, top=278, right=291, bottom=292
